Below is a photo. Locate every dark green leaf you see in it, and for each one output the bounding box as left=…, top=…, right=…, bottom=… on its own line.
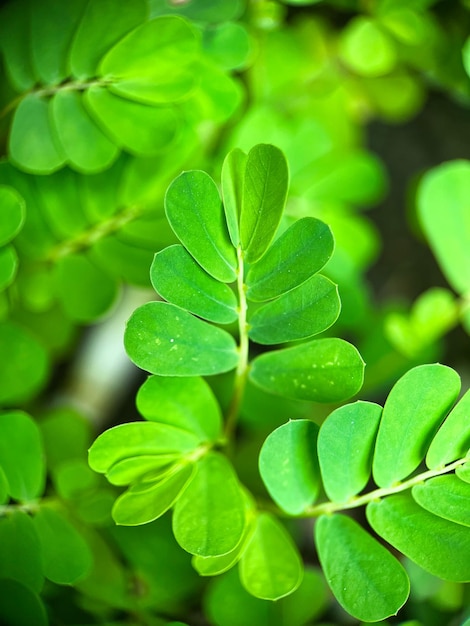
left=427, top=388, right=470, bottom=469
left=173, top=452, right=246, bottom=557
left=33, top=505, right=92, bottom=584
left=0, top=1, right=36, bottom=90
left=9, top=95, right=66, bottom=174
left=0, top=411, right=45, bottom=502
left=0, top=245, right=18, bottom=291
left=0, top=512, right=44, bottom=592
left=240, top=144, right=289, bottom=264
left=221, top=147, right=247, bottom=246
left=88, top=421, right=200, bottom=474
left=315, top=514, right=409, bottom=621
left=412, top=475, right=470, bottom=527
left=318, top=401, right=382, bottom=503
left=248, top=274, right=340, bottom=344
left=0, top=185, right=25, bottom=246
left=250, top=338, right=365, bottom=402
left=246, top=217, right=335, bottom=302
left=372, top=364, right=461, bottom=488
left=40, top=407, right=92, bottom=470
left=165, top=171, right=237, bottom=282
left=150, top=245, right=238, bottom=324
left=0, top=579, right=48, bottom=626
left=367, top=493, right=470, bottom=581
left=259, top=419, right=320, bottom=515
left=239, top=513, right=303, bottom=600
left=112, top=462, right=195, bottom=525
left=124, top=301, right=239, bottom=376
left=136, top=375, right=222, bottom=443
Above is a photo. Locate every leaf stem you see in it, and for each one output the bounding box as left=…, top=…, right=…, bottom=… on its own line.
left=224, top=246, right=249, bottom=440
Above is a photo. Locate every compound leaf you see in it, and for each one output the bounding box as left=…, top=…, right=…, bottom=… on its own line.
left=221, top=147, right=247, bottom=246
left=412, top=475, right=470, bottom=527
left=172, top=452, right=246, bottom=557
left=239, top=513, right=303, bottom=600
left=240, top=144, right=289, bottom=264
left=372, top=364, right=461, bottom=488
left=426, top=389, right=470, bottom=470
left=315, top=513, right=409, bottom=622
left=318, top=401, right=382, bottom=503
left=367, top=493, right=470, bottom=581
left=136, top=375, right=222, bottom=443
left=112, top=462, right=195, bottom=525
left=259, top=419, right=320, bottom=515
left=0, top=411, right=45, bottom=502
left=165, top=171, right=238, bottom=282
left=150, top=245, right=238, bottom=324
left=249, top=338, right=364, bottom=402
left=246, top=217, right=334, bottom=302
left=124, top=301, right=239, bottom=376
left=248, top=274, right=340, bottom=345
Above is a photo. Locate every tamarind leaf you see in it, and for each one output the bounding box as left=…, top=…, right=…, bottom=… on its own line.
left=426, top=388, right=470, bottom=469
left=412, top=475, right=470, bottom=527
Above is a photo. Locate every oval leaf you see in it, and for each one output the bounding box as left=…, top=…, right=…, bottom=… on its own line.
left=426, top=388, right=470, bottom=469
left=259, top=419, right=320, bottom=515
left=151, top=245, right=238, bottom=324
left=372, top=364, right=461, bottom=488
left=246, top=217, right=335, bottom=302
left=221, top=147, right=247, bottom=246
left=124, top=301, right=239, bottom=376
left=412, top=475, right=470, bottom=527
left=248, top=274, right=340, bottom=345
left=315, top=514, right=409, bottom=622
left=240, top=144, right=289, bottom=264
left=0, top=512, right=44, bottom=593
left=0, top=185, right=25, bottom=246
left=249, top=338, right=365, bottom=402
left=239, top=513, right=303, bottom=600
left=105, top=454, right=180, bottom=486
left=0, top=579, right=48, bottom=626
left=318, top=401, right=382, bottom=503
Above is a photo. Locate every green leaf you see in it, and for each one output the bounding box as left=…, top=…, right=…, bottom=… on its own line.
left=372, top=364, right=461, bottom=488
left=248, top=274, right=340, bottom=345
left=221, top=148, right=247, bottom=246
left=417, top=160, right=470, bottom=295
left=84, top=86, right=179, bottom=155
left=53, top=458, right=99, bottom=499
left=250, top=338, right=365, bottom=402
left=124, top=301, right=239, bottom=376
left=40, top=407, right=92, bottom=470
left=315, top=514, right=409, bottom=622
left=318, top=401, right=382, bottom=503
left=9, top=94, right=66, bottom=174
left=0, top=185, right=25, bottom=246
left=32, top=505, right=92, bottom=584
left=0, top=579, right=48, bottom=626
left=0, top=245, right=18, bottom=291
left=412, top=475, right=470, bottom=527
left=464, top=36, right=470, bottom=78
left=0, top=1, right=36, bottom=91
left=0, top=512, right=44, bottom=592
left=150, top=245, right=238, bottom=324
left=239, top=513, right=303, bottom=600
left=426, top=388, right=470, bottom=469
left=367, top=493, right=470, bottom=581
left=203, top=21, right=253, bottom=71
left=68, top=0, right=147, bottom=79
left=172, top=452, right=246, bottom=557
left=456, top=463, right=470, bottom=484
left=88, top=421, right=200, bottom=474
left=165, top=171, right=238, bottom=282
left=112, top=462, right=195, bottom=525
left=0, top=411, right=45, bottom=502
left=240, top=144, right=289, bottom=264
left=100, top=16, right=198, bottom=104
left=105, top=454, right=179, bottom=486
left=259, top=419, right=320, bottom=515
left=339, top=17, right=397, bottom=77
left=136, top=375, right=222, bottom=443
left=246, top=217, right=334, bottom=302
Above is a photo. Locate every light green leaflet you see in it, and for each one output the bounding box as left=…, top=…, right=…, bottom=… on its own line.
left=367, top=494, right=470, bottom=582
left=172, top=453, right=247, bottom=557
left=249, top=338, right=365, bottom=402
left=124, top=302, right=239, bottom=376
left=239, top=513, right=303, bottom=600
left=240, top=144, right=289, bottom=263
left=165, top=171, right=238, bottom=282
left=221, top=147, right=247, bottom=246
left=259, top=420, right=320, bottom=515
left=248, top=274, right=340, bottom=345
left=315, top=514, right=409, bottom=622
left=412, top=475, right=470, bottom=527
left=246, top=217, right=334, bottom=302
left=150, top=245, right=238, bottom=324
left=426, top=388, right=470, bottom=469
left=0, top=185, right=25, bottom=246
left=372, top=364, right=461, bottom=488
left=104, top=454, right=180, bottom=486
left=318, top=401, right=382, bottom=503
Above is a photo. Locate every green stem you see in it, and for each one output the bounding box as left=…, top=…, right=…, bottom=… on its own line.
left=224, top=246, right=249, bottom=440
left=303, top=456, right=468, bottom=517
left=0, top=501, right=40, bottom=517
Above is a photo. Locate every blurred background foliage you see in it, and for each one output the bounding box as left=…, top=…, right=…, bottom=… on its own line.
left=0, top=0, right=469, bottom=624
